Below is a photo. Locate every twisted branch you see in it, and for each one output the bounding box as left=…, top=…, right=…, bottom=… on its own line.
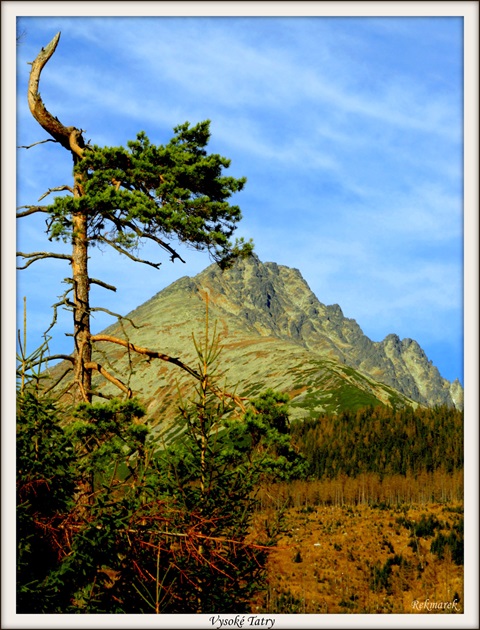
left=27, top=31, right=85, bottom=157
left=90, top=334, right=247, bottom=411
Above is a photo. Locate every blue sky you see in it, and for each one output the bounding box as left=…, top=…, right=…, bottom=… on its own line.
left=13, top=11, right=466, bottom=385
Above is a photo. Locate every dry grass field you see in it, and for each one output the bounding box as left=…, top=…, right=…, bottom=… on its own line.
left=251, top=501, right=464, bottom=614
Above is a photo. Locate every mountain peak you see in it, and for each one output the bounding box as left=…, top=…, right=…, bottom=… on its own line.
left=185, top=256, right=460, bottom=409
left=86, top=255, right=462, bottom=423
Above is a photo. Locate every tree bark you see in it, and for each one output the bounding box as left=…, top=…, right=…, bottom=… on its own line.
left=71, top=202, right=92, bottom=401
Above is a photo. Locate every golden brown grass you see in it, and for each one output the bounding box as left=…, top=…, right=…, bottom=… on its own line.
left=251, top=501, right=463, bottom=614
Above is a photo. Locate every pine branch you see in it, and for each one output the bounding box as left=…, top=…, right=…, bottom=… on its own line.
left=123, top=219, right=186, bottom=263
left=103, top=212, right=185, bottom=263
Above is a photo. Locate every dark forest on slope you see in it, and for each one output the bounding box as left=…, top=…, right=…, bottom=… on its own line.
left=292, top=404, right=463, bottom=479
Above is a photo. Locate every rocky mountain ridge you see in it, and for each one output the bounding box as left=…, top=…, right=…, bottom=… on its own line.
left=192, top=255, right=461, bottom=408
left=79, top=254, right=462, bottom=425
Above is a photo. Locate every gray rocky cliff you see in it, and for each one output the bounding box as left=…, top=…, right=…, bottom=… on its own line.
left=191, top=254, right=461, bottom=409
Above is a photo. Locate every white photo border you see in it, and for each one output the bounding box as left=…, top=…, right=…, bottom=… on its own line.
left=2, top=2, right=478, bottom=628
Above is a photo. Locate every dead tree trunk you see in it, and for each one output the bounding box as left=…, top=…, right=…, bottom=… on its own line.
left=28, top=32, right=92, bottom=402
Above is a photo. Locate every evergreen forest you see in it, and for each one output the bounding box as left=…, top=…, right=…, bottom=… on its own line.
left=292, top=404, right=463, bottom=479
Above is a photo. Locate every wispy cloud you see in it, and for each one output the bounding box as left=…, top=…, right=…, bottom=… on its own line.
left=14, top=14, right=464, bottom=384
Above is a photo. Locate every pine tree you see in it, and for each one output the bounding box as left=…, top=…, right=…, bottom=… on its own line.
left=17, top=32, right=252, bottom=403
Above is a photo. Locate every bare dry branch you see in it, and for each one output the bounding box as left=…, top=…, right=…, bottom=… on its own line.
left=16, top=251, right=73, bottom=269
left=209, top=384, right=248, bottom=413
left=97, top=236, right=162, bottom=269
left=43, top=288, right=74, bottom=337
left=38, top=185, right=74, bottom=201
left=90, top=334, right=201, bottom=380
left=90, top=307, right=140, bottom=329
left=16, top=205, right=49, bottom=218
left=28, top=354, right=75, bottom=370
left=18, top=138, right=58, bottom=149
left=89, top=278, right=117, bottom=292
left=84, top=361, right=132, bottom=397
left=42, top=365, right=74, bottom=396
left=89, top=334, right=247, bottom=411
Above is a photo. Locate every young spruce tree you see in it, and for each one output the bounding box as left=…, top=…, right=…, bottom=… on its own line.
left=17, top=308, right=304, bottom=614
